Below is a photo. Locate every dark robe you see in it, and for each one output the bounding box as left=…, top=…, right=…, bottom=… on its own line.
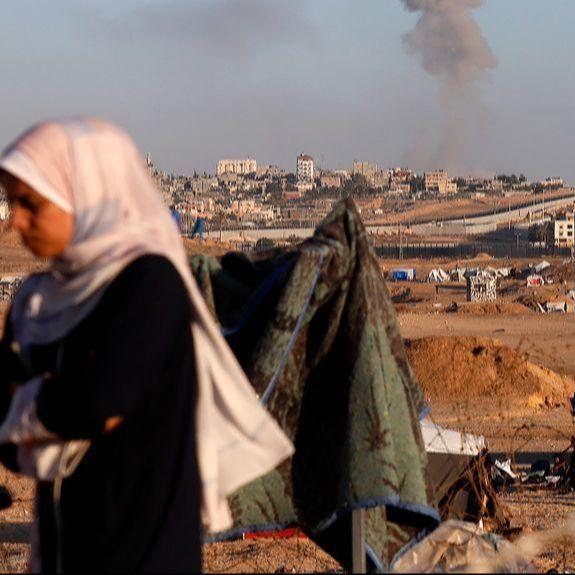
left=1, top=255, right=201, bottom=573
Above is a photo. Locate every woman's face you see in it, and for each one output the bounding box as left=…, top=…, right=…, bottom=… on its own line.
left=0, top=171, right=74, bottom=257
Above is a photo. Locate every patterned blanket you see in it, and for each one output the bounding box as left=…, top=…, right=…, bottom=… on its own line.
left=191, top=199, right=438, bottom=570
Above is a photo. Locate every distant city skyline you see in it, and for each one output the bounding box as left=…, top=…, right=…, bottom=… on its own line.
left=1, top=1, right=574, bottom=183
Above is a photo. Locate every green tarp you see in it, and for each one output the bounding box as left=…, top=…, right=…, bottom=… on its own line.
left=191, top=199, right=438, bottom=570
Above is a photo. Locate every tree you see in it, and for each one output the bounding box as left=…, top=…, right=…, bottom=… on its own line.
left=528, top=221, right=554, bottom=245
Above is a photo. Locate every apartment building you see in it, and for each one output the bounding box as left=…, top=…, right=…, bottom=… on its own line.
left=554, top=215, right=575, bottom=247
left=297, top=154, right=314, bottom=183
left=216, top=158, right=257, bottom=176
left=425, top=170, right=458, bottom=194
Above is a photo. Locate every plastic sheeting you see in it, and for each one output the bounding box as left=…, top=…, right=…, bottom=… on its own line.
left=420, top=417, right=486, bottom=457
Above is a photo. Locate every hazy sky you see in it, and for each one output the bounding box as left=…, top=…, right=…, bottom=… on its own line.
left=1, top=0, right=574, bottom=182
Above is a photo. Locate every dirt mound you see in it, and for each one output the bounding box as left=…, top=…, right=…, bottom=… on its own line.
left=474, top=253, right=494, bottom=261
left=405, top=336, right=574, bottom=409
left=448, top=302, right=531, bottom=316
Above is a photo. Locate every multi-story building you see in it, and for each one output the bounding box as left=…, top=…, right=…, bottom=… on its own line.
left=297, top=154, right=314, bottom=183
left=216, top=158, right=257, bottom=176
left=425, top=170, right=458, bottom=194
left=541, top=177, right=564, bottom=188
left=554, top=215, right=575, bottom=247
left=353, top=161, right=378, bottom=179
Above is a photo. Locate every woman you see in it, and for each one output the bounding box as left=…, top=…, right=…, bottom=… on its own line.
left=0, top=119, right=293, bottom=572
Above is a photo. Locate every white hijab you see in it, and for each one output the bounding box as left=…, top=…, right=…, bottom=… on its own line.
left=0, top=118, right=293, bottom=532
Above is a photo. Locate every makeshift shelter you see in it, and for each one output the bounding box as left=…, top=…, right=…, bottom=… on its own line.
left=534, top=260, right=551, bottom=274
left=526, top=274, right=544, bottom=287
left=466, top=272, right=497, bottom=302
left=427, top=268, right=449, bottom=283
left=450, top=268, right=467, bottom=283
left=191, top=199, right=438, bottom=571
left=392, top=268, right=416, bottom=282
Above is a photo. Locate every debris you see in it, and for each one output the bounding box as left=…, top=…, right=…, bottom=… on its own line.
left=537, top=303, right=547, bottom=314
left=526, top=274, right=544, bottom=288
left=494, top=458, right=517, bottom=482
left=391, top=520, right=535, bottom=573
left=467, top=271, right=497, bottom=302
left=545, top=301, right=568, bottom=314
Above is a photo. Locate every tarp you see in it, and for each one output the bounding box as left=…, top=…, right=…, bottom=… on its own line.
left=420, top=417, right=485, bottom=457
left=485, top=266, right=511, bottom=278
left=191, top=199, right=438, bottom=570
left=450, top=268, right=466, bottom=283
left=534, top=260, right=551, bottom=273
left=393, top=268, right=416, bottom=281
left=427, top=268, right=449, bottom=283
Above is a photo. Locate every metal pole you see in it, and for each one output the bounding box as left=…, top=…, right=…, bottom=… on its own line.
left=351, top=508, right=366, bottom=573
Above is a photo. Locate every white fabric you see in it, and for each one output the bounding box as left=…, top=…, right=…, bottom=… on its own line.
left=420, top=416, right=485, bottom=456
left=0, top=149, right=73, bottom=214
left=0, top=119, right=293, bottom=532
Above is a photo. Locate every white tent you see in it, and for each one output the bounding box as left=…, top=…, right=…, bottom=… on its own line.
left=534, top=260, right=551, bottom=273
left=427, top=268, right=450, bottom=283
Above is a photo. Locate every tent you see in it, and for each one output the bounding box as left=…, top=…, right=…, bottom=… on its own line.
left=393, top=268, right=416, bottom=282
left=534, top=260, right=551, bottom=273
left=420, top=417, right=486, bottom=504
left=428, top=268, right=450, bottom=283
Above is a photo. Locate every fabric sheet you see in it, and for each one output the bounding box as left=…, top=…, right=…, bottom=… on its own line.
left=191, top=199, right=439, bottom=569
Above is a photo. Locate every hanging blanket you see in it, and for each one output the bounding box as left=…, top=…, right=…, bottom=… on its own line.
left=191, top=199, right=438, bottom=570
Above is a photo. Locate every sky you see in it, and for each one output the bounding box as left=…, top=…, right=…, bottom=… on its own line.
left=1, top=0, right=574, bottom=182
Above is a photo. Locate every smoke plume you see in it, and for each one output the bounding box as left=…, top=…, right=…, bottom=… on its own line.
left=401, top=0, right=497, bottom=172
left=401, top=0, right=497, bottom=96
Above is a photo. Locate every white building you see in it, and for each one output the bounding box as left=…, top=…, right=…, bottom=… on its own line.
left=216, top=158, right=257, bottom=177
left=554, top=216, right=575, bottom=247
left=296, top=154, right=314, bottom=183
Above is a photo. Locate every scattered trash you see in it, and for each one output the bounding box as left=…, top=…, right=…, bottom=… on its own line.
left=467, top=272, right=497, bottom=302
left=494, top=458, right=517, bottom=481
left=391, top=520, right=535, bottom=573
left=545, top=301, right=568, bottom=314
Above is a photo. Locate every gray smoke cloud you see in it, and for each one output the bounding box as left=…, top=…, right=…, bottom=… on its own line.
left=401, top=0, right=497, bottom=172
left=401, top=0, right=497, bottom=95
